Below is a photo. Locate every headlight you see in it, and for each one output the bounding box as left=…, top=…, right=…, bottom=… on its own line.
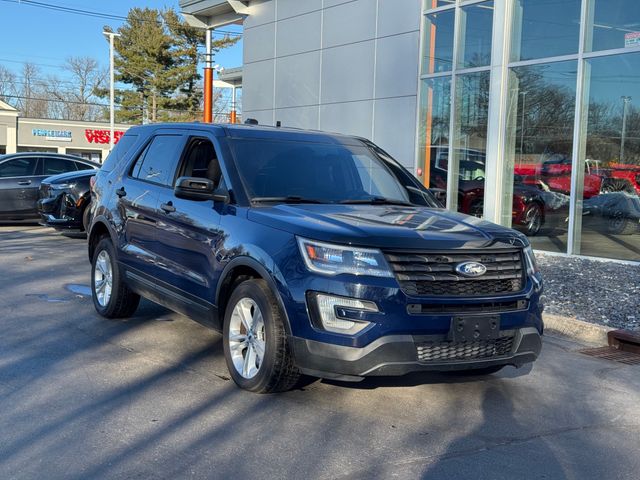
left=51, top=183, right=75, bottom=190
left=523, top=245, right=539, bottom=275
left=297, top=237, right=393, bottom=277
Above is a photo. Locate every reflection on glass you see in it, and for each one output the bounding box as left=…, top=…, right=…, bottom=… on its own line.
left=458, top=1, right=494, bottom=69
left=579, top=53, right=640, bottom=261
left=418, top=76, right=451, bottom=197
left=422, top=10, right=455, bottom=74
left=505, top=61, right=577, bottom=252
left=423, top=0, right=456, bottom=10
left=511, top=0, right=581, bottom=62
left=450, top=71, right=490, bottom=215
left=587, top=0, right=640, bottom=53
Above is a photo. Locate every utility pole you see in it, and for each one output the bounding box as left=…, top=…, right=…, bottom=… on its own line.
left=203, top=29, right=213, bottom=123
left=621, top=96, right=632, bottom=163
left=103, top=31, right=121, bottom=153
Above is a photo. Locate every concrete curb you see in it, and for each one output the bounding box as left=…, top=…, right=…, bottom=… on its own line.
left=544, top=314, right=615, bottom=346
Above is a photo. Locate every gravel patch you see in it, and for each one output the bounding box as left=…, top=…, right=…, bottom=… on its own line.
left=537, top=252, right=640, bottom=331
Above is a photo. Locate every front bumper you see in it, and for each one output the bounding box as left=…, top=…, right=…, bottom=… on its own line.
left=291, top=326, right=541, bottom=381
left=37, top=196, right=83, bottom=230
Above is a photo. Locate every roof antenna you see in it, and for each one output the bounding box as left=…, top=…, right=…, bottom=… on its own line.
left=276, top=121, right=281, bottom=128
left=244, top=118, right=259, bottom=125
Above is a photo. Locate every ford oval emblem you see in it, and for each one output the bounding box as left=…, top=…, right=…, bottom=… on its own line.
left=456, top=261, right=487, bottom=277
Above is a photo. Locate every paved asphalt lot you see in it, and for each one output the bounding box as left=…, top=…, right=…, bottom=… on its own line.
left=1, top=226, right=640, bottom=480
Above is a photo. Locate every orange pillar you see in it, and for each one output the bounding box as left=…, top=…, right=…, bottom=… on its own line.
left=230, top=110, right=237, bottom=124
left=203, top=67, right=213, bottom=123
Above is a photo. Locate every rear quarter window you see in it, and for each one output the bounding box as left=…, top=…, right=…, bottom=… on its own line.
left=100, top=134, right=139, bottom=172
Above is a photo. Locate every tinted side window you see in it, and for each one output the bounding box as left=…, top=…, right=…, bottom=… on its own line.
left=44, top=158, right=76, bottom=175
left=131, top=135, right=183, bottom=187
left=101, top=134, right=138, bottom=172
left=75, top=162, right=94, bottom=171
left=0, top=157, right=38, bottom=177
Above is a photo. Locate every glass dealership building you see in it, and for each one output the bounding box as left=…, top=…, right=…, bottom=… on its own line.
left=182, top=0, right=640, bottom=262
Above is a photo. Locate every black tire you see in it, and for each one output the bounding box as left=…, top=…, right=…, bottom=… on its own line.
left=91, top=237, right=140, bottom=318
left=607, top=211, right=638, bottom=235
left=222, top=279, right=300, bottom=393
left=81, top=201, right=91, bottom=232
left=452, top=365, right=505, bottom=376
left=523, top=203, right=543, bottom=236
left=469, top=200, right=484, bottom=218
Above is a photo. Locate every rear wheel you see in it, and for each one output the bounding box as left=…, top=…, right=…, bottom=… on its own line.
left=223, top=279, right=300, bottom=393
left=607, top=211, right=637, bottom=235
left=81, top=201, right=91, bottom=232
left=91, top=238, right=140, bottom=318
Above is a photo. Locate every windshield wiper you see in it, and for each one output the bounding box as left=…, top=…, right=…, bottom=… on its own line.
left=252, top=196, right=325, bottom=204
left=340, top=196, right=414, bottom=207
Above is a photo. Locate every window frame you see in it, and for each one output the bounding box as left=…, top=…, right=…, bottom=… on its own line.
left=127, top=134, right=187, bottom=189
left=0, top=156, right=40, bottom=178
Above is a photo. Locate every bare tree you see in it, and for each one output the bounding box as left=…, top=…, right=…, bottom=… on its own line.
left=61, top=56, right=107, bottom=121
left=16, top=63, right=49, bottom=118
left=0, top=65, right=17, bottom=104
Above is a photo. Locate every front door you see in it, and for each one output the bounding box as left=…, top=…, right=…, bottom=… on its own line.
left=0, top=156, right=41, bottom=219
left=154, top=134, right=226, bottom=325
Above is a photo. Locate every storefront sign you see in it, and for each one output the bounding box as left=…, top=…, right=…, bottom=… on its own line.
left=32, top=128, right=72, bottom=142
left=85, top=129, right=125, bottom=144
left=625, top=32, right=640, bottom=48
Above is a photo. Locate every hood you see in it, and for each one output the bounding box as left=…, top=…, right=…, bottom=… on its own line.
left=43, top=168, right=98, bottom=184
left=248, top=204, right=528, bottom=250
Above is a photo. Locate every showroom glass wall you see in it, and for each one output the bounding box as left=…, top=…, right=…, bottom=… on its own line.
left=418, top=0, right=640, bottom=262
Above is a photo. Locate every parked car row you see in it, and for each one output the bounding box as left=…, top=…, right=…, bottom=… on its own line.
left=0, top=152, right=99, bottom=232
left=428, top=148, right=640, bottom=237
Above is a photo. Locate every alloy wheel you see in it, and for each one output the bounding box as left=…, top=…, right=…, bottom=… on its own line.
left=94, top=250, right=113, bottom=307
left=228, top=298, right=266, bottom=379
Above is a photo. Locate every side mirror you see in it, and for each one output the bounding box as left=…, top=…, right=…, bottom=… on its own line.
left=174, top=176, right=228, bottom=202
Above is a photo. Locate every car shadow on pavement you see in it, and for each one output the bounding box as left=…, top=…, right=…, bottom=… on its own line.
left=321, top=364, right=534, bottom=390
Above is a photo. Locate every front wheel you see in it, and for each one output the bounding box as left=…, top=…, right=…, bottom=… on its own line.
left=91, top=238, right=140, bottom=318
left=223, top=279, right=300, bottom=393
left=523, top=203, right=543, bottom=236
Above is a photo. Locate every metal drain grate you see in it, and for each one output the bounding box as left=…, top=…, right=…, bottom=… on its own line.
left=578, top=346, right=640, bottom=365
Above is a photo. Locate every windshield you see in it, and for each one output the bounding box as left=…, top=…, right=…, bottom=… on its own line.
left=230, top=139, right=439, bottom=207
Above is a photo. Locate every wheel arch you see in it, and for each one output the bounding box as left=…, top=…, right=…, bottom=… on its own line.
left=216, top=256, right=293, bottom=336
left=88, top=216, right=117, bottom=261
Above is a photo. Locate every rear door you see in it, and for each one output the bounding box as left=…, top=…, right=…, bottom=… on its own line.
left=0, top=156, right=40, bottom=219
left=117, top=134, right=185, bottom=280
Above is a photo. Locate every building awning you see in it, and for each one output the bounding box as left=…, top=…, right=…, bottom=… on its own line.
left=0, top=99, right=18, bottom=115
left=179, top=0, right=250, bottom=28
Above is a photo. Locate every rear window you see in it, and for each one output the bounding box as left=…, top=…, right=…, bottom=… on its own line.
left=44, top=158, right=77, bottom=175
left=100, top=134, right=139, bottom=172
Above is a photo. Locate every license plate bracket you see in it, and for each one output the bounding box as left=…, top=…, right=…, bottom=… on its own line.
left=449, top=315, right=500, bottom=342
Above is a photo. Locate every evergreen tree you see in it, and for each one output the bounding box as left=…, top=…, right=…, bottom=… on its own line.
left=103, top=7, right=237, bottom=123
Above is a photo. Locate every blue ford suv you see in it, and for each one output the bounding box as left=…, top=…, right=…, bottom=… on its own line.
left=88, top=123, right=543, bottom=393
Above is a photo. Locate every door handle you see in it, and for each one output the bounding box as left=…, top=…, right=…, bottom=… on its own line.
left=115, top=187, right=126, bottom=198
left=161, top=201, right=176, bottom=213
left=18, top=180, right=32, bottom=186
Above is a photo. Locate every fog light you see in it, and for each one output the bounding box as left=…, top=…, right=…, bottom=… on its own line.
left=309, top=293, right=378, bottom=335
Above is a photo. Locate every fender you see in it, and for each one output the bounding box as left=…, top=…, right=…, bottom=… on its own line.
left=87, top=214, right=118, bottom=261
left=216, top=256, right=293, bottom=336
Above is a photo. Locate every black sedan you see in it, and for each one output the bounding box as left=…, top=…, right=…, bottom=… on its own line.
left=0, top=152, right=98, bottom=221
left=38, top=168, right=97, bottom=232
